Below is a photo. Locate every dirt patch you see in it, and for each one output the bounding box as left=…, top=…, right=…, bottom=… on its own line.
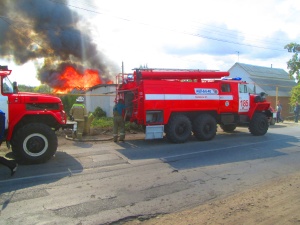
left=124, top=172, right=300, bottom=225
left=57, top=128, right=145, bottom=145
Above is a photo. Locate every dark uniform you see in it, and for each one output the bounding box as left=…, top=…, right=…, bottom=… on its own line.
left=113, top=99, right=126, bottom=142
left=70, top=96, right=88, bottom=140
left=294, top=101, right=300, bottom=123
left=0, top=110, right=17, bottom=176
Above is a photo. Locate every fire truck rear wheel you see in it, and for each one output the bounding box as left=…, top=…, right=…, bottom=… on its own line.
left=165, top=115, right=192, bottom=143
left=249, top=113, right=269, bottom=136
left=11, top=123, right=58, bottom=164
left=193, top=114, right=217, bottom=141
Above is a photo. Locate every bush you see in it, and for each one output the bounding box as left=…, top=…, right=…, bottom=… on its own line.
left=93, top=106, right=106, bottom=118
left=125, top=122, right=145, bottom=132
left=91, top=117, right=113, bottom=128
left=91, top=117, right=144, bottom=132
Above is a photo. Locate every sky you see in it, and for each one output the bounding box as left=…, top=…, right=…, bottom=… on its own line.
left=1, top=0, right=300, bottom=86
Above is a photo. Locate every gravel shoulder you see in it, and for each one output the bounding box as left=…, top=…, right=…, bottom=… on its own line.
left=124, top=169, right=300, bottom=225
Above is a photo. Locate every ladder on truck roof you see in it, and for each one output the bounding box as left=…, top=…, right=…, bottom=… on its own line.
left=133, top=68, right=219, bottom=72
left=133, top=68, right=229, bottom=80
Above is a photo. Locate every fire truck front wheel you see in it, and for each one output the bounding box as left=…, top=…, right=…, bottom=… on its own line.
left=249, top=113, right=269, bottom=136
left=11, top=123, right=58, bottom=164
left=165, top=115, right=192, bottom=143
left=193, top=114, right=217, bottom=141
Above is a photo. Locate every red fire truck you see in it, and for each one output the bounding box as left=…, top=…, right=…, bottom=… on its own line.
left=117, top=68, right=272, bottom=143
left=0, top=65, right=69, bottom=164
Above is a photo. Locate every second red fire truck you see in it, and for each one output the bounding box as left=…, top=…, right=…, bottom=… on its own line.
left=117, top=68, right=272, bottom=143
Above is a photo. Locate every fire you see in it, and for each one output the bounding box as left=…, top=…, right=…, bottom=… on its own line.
left=52, top=66, right=112, bottom=93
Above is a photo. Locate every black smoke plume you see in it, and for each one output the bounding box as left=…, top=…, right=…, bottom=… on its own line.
left=0, top=0, right=118, bottom=87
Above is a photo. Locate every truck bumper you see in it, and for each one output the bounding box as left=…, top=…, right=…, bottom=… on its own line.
left=61, top=121, right=76, bottom=130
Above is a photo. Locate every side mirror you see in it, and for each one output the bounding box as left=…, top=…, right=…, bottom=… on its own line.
left=13, top=81, right=18, bottom=93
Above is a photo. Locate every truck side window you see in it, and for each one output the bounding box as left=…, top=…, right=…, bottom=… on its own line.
left=221, top=83, right=231, bottom=92
left=2, top=77, right=13, bottom=94
left=239, top=84, right=248, bottom=93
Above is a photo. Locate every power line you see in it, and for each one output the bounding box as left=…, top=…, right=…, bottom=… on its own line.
left=1, top=1, right=291, bottom=53
left=50, top=0, right=290, bottom=52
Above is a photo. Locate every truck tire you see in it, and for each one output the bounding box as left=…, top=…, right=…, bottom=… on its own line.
left=165, top=114, right=192, bottom=143
left=11, top=123, right=58, bottom=164
left=193, top=114, right=217, bottom=141
left=249, top=113, right=269, bottom=136
left=220, top=124, right=237, bottom=132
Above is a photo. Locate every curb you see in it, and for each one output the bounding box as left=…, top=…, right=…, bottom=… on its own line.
left=65, top=135, right=114, bottom=142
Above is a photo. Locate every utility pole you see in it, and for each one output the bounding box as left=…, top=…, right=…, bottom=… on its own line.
left=236, top=51, right=239, bottom=62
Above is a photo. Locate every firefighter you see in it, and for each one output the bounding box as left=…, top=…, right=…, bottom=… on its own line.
left=294, top=101, right=300, bottom=123
left=70, top=96, right=88, bottom=140
left=113, top=99, right=126, bottom=142
left=0, top=110, right=17, bottom=176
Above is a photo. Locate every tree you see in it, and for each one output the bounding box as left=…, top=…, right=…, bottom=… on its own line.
left=60, top=95, right=77, bottom=115
left=285, top=43, right=300, bottom=107
left=284, top=42, right=300, bottom=81
left=290, top=85, right=300, bottom=107
left=33, top=84, right=52, bottom=93
left=18, top=85, right=35, bottom=92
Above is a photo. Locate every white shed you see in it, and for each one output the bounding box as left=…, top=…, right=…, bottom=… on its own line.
left=85, top=84, right=117, bottom=117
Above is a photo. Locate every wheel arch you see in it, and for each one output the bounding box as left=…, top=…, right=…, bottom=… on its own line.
left=11, top=115, right=60, bottom=140
left=167, top=110, right=218, bottom=124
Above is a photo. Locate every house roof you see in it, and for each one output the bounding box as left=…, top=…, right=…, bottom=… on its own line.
left=229, top=63, right=296, bottom=97
left=86, top=83, right=116, bottom=92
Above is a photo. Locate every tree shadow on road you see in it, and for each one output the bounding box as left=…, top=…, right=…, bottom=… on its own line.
left=116, top=131, right=299, bottom=171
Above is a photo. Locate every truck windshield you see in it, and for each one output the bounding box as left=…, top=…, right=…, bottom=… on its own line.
left=2, top=76, right=14, bottom=94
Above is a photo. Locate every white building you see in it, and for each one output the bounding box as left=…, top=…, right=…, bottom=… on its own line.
left=85, top=84, right=116, bottom=117
left=228, top=62, right=296, bottom=117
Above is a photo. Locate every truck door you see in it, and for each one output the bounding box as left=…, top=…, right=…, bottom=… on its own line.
left=238, top=84, right=250, bottom=113
left=0, top=77, right=10, bottom=129
left=219, top=83, right=234, bottom=112
left=0, top=96, right=8, bottom=129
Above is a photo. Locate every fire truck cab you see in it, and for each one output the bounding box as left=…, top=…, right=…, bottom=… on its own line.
left=117, top=68, right=272, bottom=143
left=0, top=65, right=68, bottom=164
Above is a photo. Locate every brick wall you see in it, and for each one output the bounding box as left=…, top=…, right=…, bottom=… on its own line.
left=267, top=96, right=294, bottom=120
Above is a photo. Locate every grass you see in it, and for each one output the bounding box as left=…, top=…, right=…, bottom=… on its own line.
left=91, top=117, right=113, bottom=128
left=91, top=117, right=144, bottom=132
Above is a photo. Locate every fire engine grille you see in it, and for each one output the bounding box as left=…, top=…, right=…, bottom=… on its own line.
left=26, top=103, right=59, bottom=111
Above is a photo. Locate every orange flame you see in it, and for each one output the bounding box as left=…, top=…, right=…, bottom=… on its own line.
left=52, top=66, right=112, bottom=93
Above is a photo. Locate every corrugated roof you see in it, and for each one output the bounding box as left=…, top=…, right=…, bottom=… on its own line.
left=236, top=63, right=289, bottom=79
left=229, top=63, right=296, bottom=97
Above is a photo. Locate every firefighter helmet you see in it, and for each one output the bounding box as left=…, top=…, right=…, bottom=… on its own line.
left=76, top=96, right=84, bottom=103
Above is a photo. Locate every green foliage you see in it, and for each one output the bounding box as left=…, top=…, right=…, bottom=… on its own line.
left=93, top=106, right=106, bottom=118
left=17, top=84, right=51, bottom=93
left=290, top=85, right=300, bottom=106
left=60, top=95, right=77, bottom=114
left=285, top=42, right=300, bottom=107
left=91, top=117, right=144, bottom=132
left=17, top=85, right=35, bottom=92
left=285, top=42, right=300, bottom=80
left=91, top=117, right=113, bottom=128
left=33, top=84, right=52, bottom=93
left=125, top=122, right=144, bottom=132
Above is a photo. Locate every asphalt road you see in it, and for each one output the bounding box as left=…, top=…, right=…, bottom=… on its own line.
left=1, top=122, right=300, bottom=225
